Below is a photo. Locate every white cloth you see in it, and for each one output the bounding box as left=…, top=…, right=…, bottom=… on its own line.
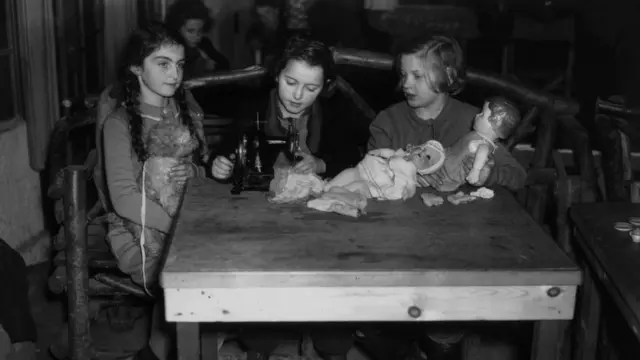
left=268, top=167, right=326, bottom=204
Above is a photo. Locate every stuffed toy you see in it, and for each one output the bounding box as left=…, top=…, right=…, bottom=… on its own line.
left=123, top=121, right=198, bottom=292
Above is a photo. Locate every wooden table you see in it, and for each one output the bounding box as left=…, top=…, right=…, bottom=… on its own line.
left=571, top=203, right=640, bottom=360
left=162, top=179, right=580, bottom=360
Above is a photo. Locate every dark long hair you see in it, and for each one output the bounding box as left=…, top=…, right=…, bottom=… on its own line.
left=117, top=22, right=197, bottom=162
left=165, top=0, right=214, bottom=33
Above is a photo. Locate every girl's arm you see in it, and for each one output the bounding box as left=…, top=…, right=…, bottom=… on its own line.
left=103, top=115, right=173, bottom=233
left=367, top=111, right=393, bottom=151
left=486, top=144, right=527, bottom=190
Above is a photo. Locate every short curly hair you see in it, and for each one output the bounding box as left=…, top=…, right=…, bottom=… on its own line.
left=165, top=0, right=214, bottom=33
left=394, top=34, right=466, bottom=95
left=486, top=97, right=521, bottom=139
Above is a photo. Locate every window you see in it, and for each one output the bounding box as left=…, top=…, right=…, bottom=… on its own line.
left=0, top=0, right=22, bottom=132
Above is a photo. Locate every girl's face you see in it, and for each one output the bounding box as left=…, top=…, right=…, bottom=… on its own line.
left=400, top=54, right=440, bottom=110
left=131, top=44, right=185, bottom=106
left=276, top=59, right=324, bottom=115
left=180, top=19, right=205, bottom=48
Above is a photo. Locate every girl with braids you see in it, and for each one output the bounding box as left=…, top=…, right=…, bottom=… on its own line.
left=101, top=22, right=207, bottom=360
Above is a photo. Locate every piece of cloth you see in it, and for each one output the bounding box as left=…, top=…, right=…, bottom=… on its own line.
left=307, top=187, right=368, bottom=217
left=368, top=99, right=526, bottom=190
left=268, top=167, right=326, bottom=204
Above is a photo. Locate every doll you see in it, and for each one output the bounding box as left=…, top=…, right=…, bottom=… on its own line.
left=124, top=121, right=199, bottom=262
left=432, top=97, right=521, bottom=192
left=325, top=140, right=446, bottom=201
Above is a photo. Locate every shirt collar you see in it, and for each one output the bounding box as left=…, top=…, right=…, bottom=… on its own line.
left=409, top=96, right=451, bottom=125
left=139, top=98, right=179, bottom=122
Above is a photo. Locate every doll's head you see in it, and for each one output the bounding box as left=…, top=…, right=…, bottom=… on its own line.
left=474, top=97, right=521, bottom=140
left=146, top=123, right=197, bottom=159
left=404, top=140, right=445, bottom=175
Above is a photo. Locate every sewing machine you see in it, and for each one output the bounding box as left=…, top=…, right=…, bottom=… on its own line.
left=230, top=117, right=300, bottom=195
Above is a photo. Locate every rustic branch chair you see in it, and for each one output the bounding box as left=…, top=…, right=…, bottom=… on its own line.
left=46, top=97, right=153, bottom=360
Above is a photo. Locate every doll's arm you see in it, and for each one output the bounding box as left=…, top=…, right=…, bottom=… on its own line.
left=467, top=143, right=491, bottom=184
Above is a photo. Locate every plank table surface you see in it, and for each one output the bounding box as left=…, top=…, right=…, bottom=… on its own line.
left=161, top=179, right=580, bottom=324
left=571, top=203, right=640, bottom=339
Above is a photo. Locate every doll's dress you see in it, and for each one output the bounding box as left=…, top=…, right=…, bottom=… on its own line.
left=434, top=132, right=497, bottom=192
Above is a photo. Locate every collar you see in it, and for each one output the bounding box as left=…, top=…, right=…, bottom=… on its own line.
left=274, top=92, right=312, bottom=123
left=139, top=98, right=179, bottom=122
left=409, top=96, right=450, bottom=125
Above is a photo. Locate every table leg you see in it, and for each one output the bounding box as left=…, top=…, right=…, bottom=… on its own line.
left=530, top=320, right=571, bottom=360
left=177, top=323, right=200, bottom=360
left=574, top=267, right=602, bottom=360
left=201, top=331, right=219, bottom=360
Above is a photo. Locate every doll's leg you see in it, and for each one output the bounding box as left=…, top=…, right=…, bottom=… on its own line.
left=326, top=167, right=364, bottom=189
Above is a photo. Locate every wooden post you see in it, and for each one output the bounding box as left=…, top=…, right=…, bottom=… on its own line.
left=64, top=166, right=91, bottom=360
left=527, top=110, right=556, bottom=224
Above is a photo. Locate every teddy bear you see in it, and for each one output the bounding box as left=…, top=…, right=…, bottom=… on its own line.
left=124, top=121, right=199, bottom=264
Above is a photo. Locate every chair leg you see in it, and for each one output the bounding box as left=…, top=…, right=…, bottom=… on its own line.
left=64, top=167, right=91, bottom=360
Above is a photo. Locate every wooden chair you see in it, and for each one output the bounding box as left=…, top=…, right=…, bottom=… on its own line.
left=46, top=98, right=152, bottom=360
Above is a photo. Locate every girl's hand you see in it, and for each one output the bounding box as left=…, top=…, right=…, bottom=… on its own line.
left=212, top=155, right=235, bottom=179
left=293, top=152, right=325, bottom=175
left=169, top=163, right=195, bottom=187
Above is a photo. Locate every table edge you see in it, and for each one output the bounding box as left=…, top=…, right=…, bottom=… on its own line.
left=160, top=269, right=582, bottom=289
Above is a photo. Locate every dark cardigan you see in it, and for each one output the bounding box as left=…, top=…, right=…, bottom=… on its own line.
left=226, top=87, right=367, bottom=178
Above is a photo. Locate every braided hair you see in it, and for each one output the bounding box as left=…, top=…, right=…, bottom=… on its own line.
left=117, top=21, right=198, bottom=162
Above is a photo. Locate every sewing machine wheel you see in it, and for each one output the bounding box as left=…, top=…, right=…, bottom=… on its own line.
left=236, top=136, right=248, bottom=168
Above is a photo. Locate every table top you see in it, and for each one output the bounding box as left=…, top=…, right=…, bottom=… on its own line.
left=571, top=203, right=640, bottom=333
left=161, top=179, right=579, bottom=289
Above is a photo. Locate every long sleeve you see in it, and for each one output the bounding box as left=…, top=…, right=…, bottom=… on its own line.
left=487, top=144, right=527, bottom=191
left=367, top=112, right=393, bottom=151
left=200, top=37, right=230, bottom=71
left=103, top=115, right=173, bottom=233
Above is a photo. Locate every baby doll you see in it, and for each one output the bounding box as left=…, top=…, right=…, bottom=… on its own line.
left=326, top=140, right=446, bottom=201
left=124, top=122, right=199, bottom=259
left=432, top=97, right=521, bottom=192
